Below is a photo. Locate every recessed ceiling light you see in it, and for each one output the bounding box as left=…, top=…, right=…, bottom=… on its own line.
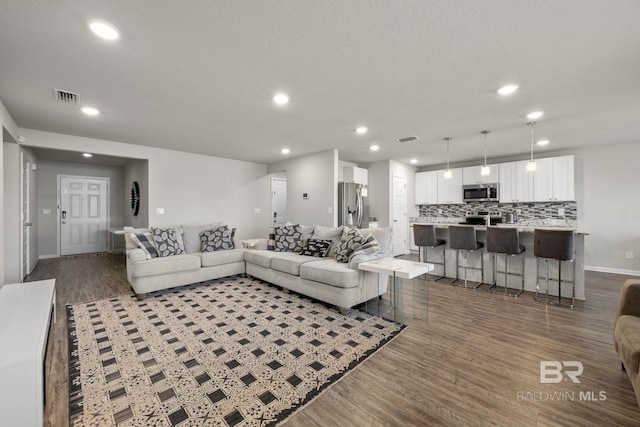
left=497, top=84, right=518, bottom=95
left=273, top=93, right=289, bottom=105
left=81, top=106, right=100, bottom=116
left=355, top=126, right=368, bottom=134
left=410, top=158, right=418, bottom=164
left=82, top=153, right=93, bottom=158
left=88, top=20, right=120, bottom=40
left=537, top=139, right=549, bottom=146
left=370, top=144, right=379, bottom=151
left=281, top=148, right=290, bottom=154
left=527, top=111, right=544, bottom=120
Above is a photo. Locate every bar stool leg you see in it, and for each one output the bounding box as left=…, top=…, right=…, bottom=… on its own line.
left=535, top=258, right=540, bottom=300
left=463, top=250, right=468, bottom=288
left=545, top=259, right=550, bottom=303
left=504, top=255, right=509, bottom=296
left=471, top=250, right=484, bottom=290
left=558, top=261, right=562, bottom=306
left=571, top=261, right=576, bottom=309
left=487, top=253, right=497, bottom=292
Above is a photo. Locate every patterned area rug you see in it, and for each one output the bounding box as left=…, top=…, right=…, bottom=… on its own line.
left=67, top=276, right=404, bottom=426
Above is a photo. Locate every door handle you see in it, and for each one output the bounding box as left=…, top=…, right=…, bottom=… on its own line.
left=61, top=210, right=67, bottom=219
left=24, top=222, right=32, bottom=227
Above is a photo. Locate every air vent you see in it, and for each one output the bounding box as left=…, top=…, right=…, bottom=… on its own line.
left=53, top=89, right=80, bottom=105
left=397, top=136, right=419, bottom=143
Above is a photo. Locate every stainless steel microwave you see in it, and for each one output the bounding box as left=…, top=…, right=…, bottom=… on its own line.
left=463, top=183, right=499, bottom=202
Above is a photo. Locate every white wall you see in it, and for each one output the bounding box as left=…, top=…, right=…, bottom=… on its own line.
left=20, top=129, right=271, bottom=241
left=123, top=159, right=149, bottom=228
left=0, top=97, right=19, bottom=285
left=365, top=160, right=390, bottom=227
left=3, top=143, right=20, bottom=283
left=37, top=159, right=125, bottom=258
left=267, top=150, right=338, bottom=227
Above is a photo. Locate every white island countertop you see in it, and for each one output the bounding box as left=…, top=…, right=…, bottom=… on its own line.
left=411, top=219, right=588, bottom=235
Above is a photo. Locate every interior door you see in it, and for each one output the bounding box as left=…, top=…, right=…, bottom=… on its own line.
left=271, top=177, right=287, bottom=227
left=392, top=175, right=408, bottom=256
left=21, top=153, right=31, bottom=279
left=60, top=176, right=109, bottom=255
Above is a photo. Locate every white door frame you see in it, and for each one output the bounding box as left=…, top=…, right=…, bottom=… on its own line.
left=57, top=175, right=111, bottom=257
left=391, top=174, right=408, bottom=256
left=271, top=176, right=287, bottom=227
left=20, top=151, right=30, bottom=280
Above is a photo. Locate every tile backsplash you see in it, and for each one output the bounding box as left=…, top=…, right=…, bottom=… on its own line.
left=418, top=201, right=577, bottom=221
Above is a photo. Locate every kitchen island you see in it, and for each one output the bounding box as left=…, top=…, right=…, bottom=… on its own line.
left=411, top=222, right=588, bottom=300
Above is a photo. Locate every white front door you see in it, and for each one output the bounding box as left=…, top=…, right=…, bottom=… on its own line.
left=60, top=176, right=109, bottom=255
left=392, top=175, right=408, bottom=256
left=271, top=177, right=287, bottom=227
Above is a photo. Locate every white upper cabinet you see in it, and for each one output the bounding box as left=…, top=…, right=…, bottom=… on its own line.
left=462, top=165, right=499, bottom=185
left=414, top=171, right=438, bottom=205
left=343, top=166, right=368, bottom=186
left=499, top=161, right=534, bottom=203
left=437, top=168, right=463, bottom=204
left=534, top=155, right=575, bottom=202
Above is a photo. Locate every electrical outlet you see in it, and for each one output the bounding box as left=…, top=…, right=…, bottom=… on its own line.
left=558, top=208, right=565, bottom=217
left=43, top=209, right=51, bottom=215
left=438, top=209, right=443, bottom=214
left=516, top=209, right=522, bottom=214
left=626, top=252, right=634, bottom=259
left=253, top=208, right=261, bottom=214
left=156, top=208, right=165, bottom=215
left=327, top=207, right=333, bottom=215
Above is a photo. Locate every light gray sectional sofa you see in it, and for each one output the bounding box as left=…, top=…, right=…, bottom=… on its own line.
left=125, top=224, right=392, bottom=313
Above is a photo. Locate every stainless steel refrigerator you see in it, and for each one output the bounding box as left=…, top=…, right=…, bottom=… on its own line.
left=338, top=182, right=364, bottom=228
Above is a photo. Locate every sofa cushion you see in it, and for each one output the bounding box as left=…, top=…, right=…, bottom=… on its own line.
left=124, top=227, right=152, bottom=250
left=358, top=227, right=392, bottom=255
left=182, top=222, right=224, bottom=253
left=244, top=250, right=282, bottom=269
left=152, top=227, right=185, bottom=257
left=201, top=226, right=236, bottom=252
left=130, top=232, right=159, bottom=259
left=274, top=224, right=304, bottom=252
left=348, top=233, right=380, bottom=263
left=311, top=225, right=343, bottom=257
left=131, top=254, right=201, bottom=278
left=300, top=259, right=359, bottom=289
left=198, top=248, right=245, bottom=267
left=615, top=315, right=640, bottom=374
left=300, top=239, right=332, bottom=258
left=271, top=253, right=317, bottom=276
left=335, top=227, right=367, bottom=263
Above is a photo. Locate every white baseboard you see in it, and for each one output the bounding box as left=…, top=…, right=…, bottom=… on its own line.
left=584, top=265, right=640, bottom=277
left=38, top=254, right=58, bottom=260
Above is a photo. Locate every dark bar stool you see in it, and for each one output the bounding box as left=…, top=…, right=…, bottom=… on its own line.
left=449, top=225, right=485, bottom=289
left=534, top=229, right=576, bottom=308
left=486, top=227, right=525, bottom=297
left=413, top=224, right=446, bottom=281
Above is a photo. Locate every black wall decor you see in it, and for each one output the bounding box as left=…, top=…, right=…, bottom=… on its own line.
left=130, top=181, right=140, bottom=216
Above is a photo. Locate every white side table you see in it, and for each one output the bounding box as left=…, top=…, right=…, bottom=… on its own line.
left=359, top=259, right=433, bottom=323
left=110, top=228, right=125, bottom=261
left=0, top=279, right=56, bottom=427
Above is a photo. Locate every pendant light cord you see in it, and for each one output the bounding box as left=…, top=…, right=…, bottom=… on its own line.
left=481, top=130, right=490, bottom=166
left=528, top=121, right=536, bottom=162
left=445, top=137, right=451, bottom=170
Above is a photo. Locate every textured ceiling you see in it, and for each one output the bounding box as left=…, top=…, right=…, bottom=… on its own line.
left=1, top=0, right=640, bottom=167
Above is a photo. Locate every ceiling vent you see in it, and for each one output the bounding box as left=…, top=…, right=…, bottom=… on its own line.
left=53, top=88, right=80, bottom=105
left=397, top=136, right=419, bottom=143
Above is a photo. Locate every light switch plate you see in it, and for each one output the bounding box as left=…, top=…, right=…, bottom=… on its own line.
left=156, top=208, right=165, bottom=215
left=254, top=208, right=261, bottom=214
left=43, top=209, right=51, bottom=215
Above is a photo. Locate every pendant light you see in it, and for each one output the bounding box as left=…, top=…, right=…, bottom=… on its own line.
left=480, top=130, right=491, bottom=176
left=526, top=121, right=537, bottom=172
left=443, top=137, right=453, bottom=179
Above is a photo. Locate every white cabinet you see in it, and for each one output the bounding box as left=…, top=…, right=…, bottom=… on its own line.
left=0, top=279, right=56, bottom=427
left=462, top=165, right=499, bottom=185
left=437, top=168, right=463, bottom=204
left=534, top=155, right=575, bottom=202
left=414, top=171, right=438, bottom=205
left=499, top=161, right=534, bottom=203
left=343, top=166, right=368, bottom=186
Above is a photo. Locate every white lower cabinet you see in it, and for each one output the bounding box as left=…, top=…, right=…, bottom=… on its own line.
left=0, top=279, right=56, bottom=427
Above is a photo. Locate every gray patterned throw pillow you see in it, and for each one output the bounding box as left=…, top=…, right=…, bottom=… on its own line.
left=274, top=224, right=304, bottom=252
left=348, top=233, right=380, bottom=262
left=130, top=232, right=159, bottom=259
left=152, top=227, right=185, bottom=257
left=300, top=239, right=332, bottom=257
left=335, top=227, right=367, bottom=263
left=200, top=226, right=236, bottom=251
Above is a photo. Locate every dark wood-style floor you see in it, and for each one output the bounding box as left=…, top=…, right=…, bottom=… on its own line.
left=27, top=254, right=640, bottom=426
